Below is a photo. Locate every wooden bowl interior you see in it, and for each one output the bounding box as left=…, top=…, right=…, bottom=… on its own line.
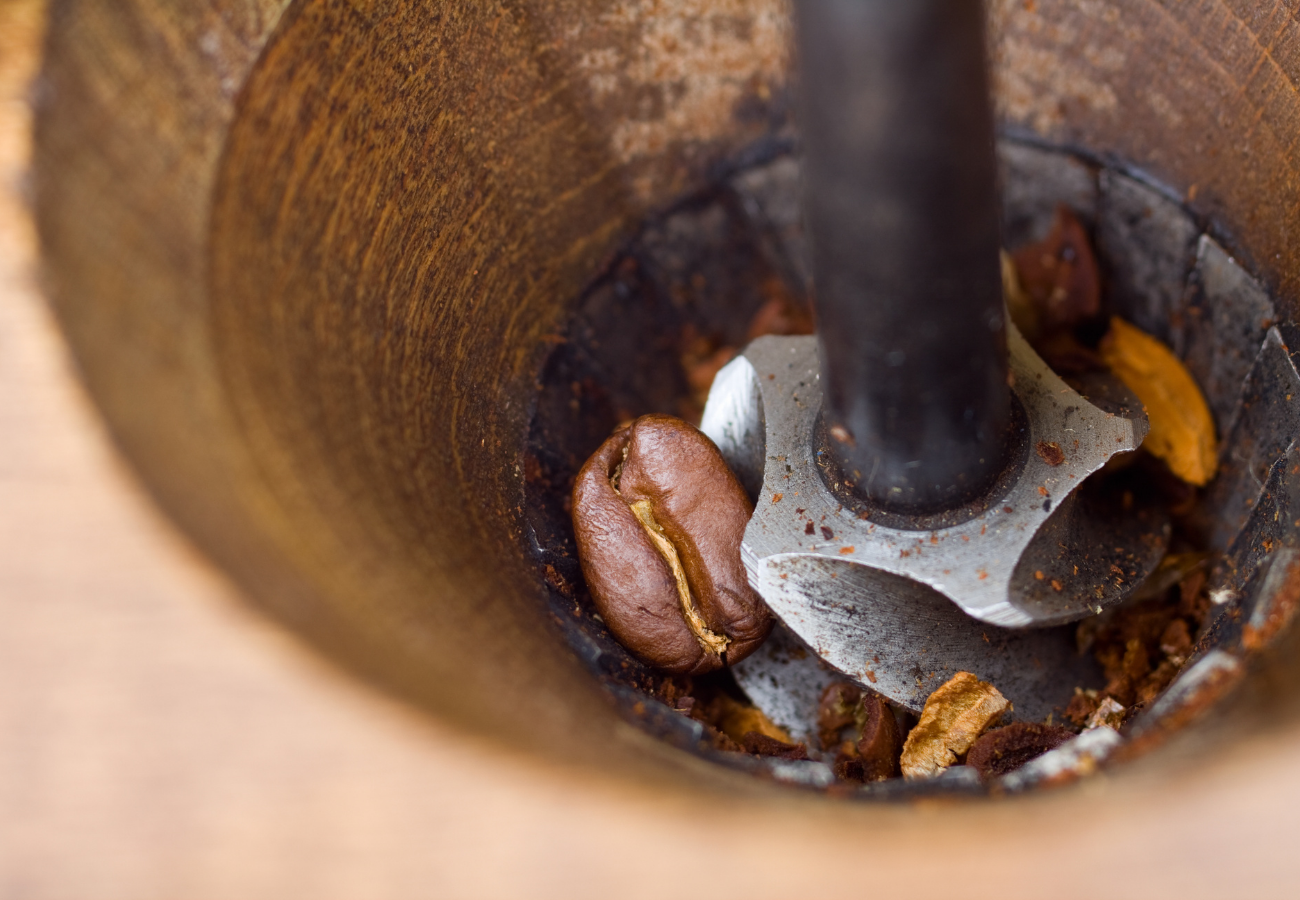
left=33, top=0, right=1300, bottom=803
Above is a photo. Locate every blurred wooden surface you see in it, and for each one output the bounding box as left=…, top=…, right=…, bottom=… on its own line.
left=7, top=2, right=1300, bottom=897
left=0, top=4, right=678, bottom=895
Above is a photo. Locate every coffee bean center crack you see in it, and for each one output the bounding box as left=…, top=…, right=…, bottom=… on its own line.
left=623, top=495, right=731, bottom=656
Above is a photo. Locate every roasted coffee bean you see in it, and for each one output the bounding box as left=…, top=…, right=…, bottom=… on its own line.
left=816, top=681, right=863, bottom=751
left=572, top=414, right=773, bottom=674
left=855, top=691, right=903, bottom=782
left=695, top=692, right=793, bottom=746
left=817, top=682, right=902, bottom=782
left=1010, top=205, right=1101, bottom=338
left=900, top=671, right=1010, bottom=779
left=1101, top=316, right=1218, bottom=486
left=1064, top=689, right=1100, bottom=728
left=965, top=722, right=1075, bottom=779
left=740, top=732, right=809, bottom=760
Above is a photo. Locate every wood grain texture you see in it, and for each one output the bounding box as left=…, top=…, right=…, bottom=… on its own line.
left=35, top=0, right=800, bottom=779
left=9, top=0, right=1300, bottom=896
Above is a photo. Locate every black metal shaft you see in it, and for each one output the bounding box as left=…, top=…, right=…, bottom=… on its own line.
left=794, top=0, right=1009, bottom=513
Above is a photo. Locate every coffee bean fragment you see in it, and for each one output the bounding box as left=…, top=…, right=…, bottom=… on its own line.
left=1035, top=441, right=1065, bottom=466
left=1010, top=206, right=1101, bottom=339
left=1100, top=317, right=1217, bottom=485
left=1160, top=618, right=1192, bottom=662
left=1087, top=590, right=1208, bottom=708
left=817, top=682, right=862, bottom=751
left=740, top=732, right=809, bottom=759
left=833, top=755, right=867, bottom=782
left=687, top=691, right=810, bottom=758
left=1086, top=697, right=1126, bottom=730
left=572, top=415, right=773, bottom=674
left=1002, top=207, right=1108, bottom=376
left=817, top=681, right=902, bottom=782
left=966, top=722, right=1075, bottom=779
left=900, top=672, right=1010, bottom=779
left=700, top=692, right=792, bottom=746
left=854, top=691, right=903, bottom=781
left=1064, top=688, right=1100, bottom=728
left=746, top=277, right=815, bottom=340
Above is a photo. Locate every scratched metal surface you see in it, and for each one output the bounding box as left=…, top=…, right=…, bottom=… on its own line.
left=719, top=142, right=1294, bottom=766
left=706, top=328, right=1152, bottom=628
